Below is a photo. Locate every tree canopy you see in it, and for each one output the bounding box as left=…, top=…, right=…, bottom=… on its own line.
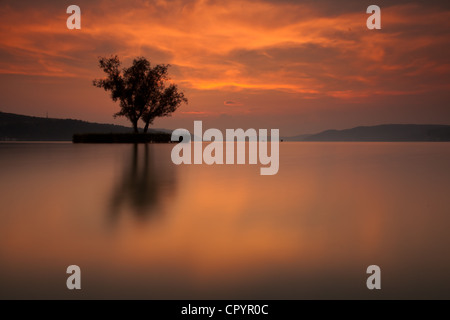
left=93, top=56, right=187, bottom=133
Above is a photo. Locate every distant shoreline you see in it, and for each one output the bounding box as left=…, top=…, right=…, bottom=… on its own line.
left=1, top=111, right=450, bottom=142
left=284, top=124, right=450, bottom=142
left=2, top=140, right=450, bottom=145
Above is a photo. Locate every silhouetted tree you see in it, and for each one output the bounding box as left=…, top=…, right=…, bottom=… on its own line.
left=93, top=56, right=187, bottom=133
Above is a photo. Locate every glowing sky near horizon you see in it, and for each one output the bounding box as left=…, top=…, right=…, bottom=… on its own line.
left=0, top=0, right=449, bottom=135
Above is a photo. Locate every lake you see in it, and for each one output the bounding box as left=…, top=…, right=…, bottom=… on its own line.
left=0, top=142, right=449, bottom=299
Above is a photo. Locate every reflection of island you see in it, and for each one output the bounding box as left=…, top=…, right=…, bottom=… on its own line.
left=109, top=143, right=177, bottom=222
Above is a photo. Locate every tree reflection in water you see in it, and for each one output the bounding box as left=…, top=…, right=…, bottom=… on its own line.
left=109, top=143, right=177, bottom=222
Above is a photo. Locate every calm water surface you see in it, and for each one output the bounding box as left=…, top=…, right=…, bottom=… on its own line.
left=0, top=142, right=449, bottom=299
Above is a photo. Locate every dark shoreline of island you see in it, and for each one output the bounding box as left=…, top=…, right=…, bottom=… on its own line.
left=72, top=133, right=173, bottom=143
left=2, top=111, right=450, bottom=143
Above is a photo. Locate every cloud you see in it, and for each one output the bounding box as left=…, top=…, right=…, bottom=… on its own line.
left=1, top=1, right=449, bottom=94
left=224, top=100, right=243, bottom=107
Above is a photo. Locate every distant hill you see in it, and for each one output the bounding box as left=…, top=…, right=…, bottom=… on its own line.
left=2, top=112, right=450, bottom=142
left=285, top=124, right=450, bottom=142
left=0, top=111, right=161, bottom=141
left=282, top=133, right=311, bottom=141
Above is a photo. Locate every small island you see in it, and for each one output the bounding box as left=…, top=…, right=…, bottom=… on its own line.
left=72, top=132, right=172, bottom=143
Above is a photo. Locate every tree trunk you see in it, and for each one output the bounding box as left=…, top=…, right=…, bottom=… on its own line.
left=132, top=121, right=139, bottom=133
left=143, top=121, right=149, bottom=133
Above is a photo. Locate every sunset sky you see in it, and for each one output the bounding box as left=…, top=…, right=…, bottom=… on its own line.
left=0, top=0, right=449, bottom=135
